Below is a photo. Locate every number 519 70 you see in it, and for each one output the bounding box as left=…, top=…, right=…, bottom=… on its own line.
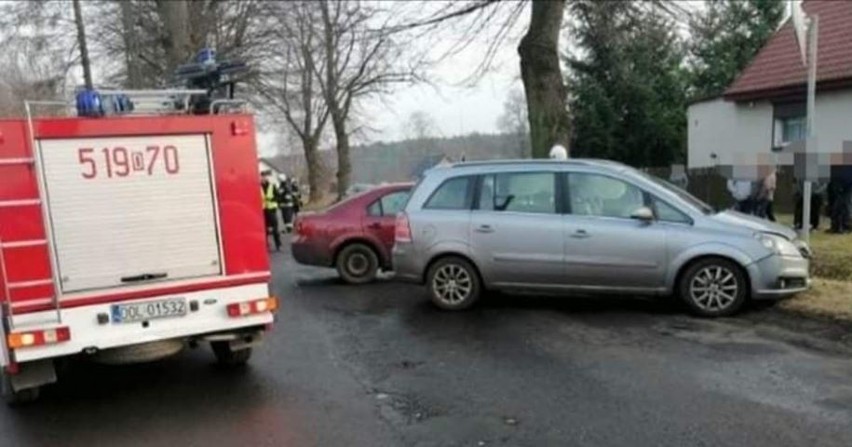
left=78, top=145, right=180, bottom=179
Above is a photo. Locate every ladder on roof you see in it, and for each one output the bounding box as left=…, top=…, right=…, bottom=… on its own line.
left=28, top=89, right=248, bottom=118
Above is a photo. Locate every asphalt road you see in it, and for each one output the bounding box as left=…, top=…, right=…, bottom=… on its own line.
left=2, top=240, right=852, bottom=446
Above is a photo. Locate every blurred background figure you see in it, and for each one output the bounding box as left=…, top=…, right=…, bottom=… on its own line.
left=829, top=164, right=852, bottom=233
left=726, top=177, right=753, bottom=214
left=261, top=170, right=281, bottom=251
left=549, top=144, right=567, bottom=160
left=669, top=164, right=689, bottom=190
left=794, top=178, right=826, bottom=231
left=291, top=178, right=303, bottom=216
left=754, top=166, right=776, bottom=221
left=278, top=174, right=296, bottom=233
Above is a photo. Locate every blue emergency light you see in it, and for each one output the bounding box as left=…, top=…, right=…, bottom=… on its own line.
left=197, top=48, right=216, bottom=66
left=75, top=89, right=104, bottom=117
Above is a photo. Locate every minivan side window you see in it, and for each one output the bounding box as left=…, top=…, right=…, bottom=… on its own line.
left=651, top=196, right=691, bottom=224
left=424, top=177, right=473, bottom=210
left=478, top=172, right=556, bottom=214
left=567, top=173, right=644, bottom=218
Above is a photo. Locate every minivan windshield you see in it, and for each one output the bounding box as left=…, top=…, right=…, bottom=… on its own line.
left=637, top=171, right=716, bottom=215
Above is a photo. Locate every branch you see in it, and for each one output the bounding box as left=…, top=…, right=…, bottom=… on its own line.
left=377, top=0, right=501, bottom=34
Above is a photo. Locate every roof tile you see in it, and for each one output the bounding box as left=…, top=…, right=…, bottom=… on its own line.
left=724, top=0, right=852, bottom=99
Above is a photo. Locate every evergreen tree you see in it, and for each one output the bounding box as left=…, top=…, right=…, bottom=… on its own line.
left=688, top=0, right=786, bottom=99
left=567, top=1, right=687, bottom=167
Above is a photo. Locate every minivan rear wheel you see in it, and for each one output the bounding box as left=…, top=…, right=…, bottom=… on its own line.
left=427, top=257, right=481, bottom=311
left=679, top=257, right=747, bottom=317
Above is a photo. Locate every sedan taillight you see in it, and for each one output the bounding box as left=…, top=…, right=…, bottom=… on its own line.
left=395, top=212, right=412, bottom=243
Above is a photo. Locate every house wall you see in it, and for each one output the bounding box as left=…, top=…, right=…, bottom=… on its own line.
left=687, top=98, right=773, bottom=169
left=812, top=89, right=852, bottom=155
left=688, top=90, right=852, bottom=169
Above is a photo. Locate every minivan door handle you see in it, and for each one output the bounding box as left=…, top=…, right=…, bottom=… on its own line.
left=570, top=229, right=590, bottom=239
left=475, top=225, right=495, bottom=234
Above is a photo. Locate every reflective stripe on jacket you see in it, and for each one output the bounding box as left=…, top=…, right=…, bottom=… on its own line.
left=262, top=183, right=278, bottom=210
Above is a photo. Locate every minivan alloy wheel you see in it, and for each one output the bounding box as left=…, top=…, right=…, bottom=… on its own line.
left=689, top=266, right=739, bottom=312
left=433, top=264, right=473, bottom=305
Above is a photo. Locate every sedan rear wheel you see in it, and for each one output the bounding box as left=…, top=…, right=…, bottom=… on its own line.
left=679, top=258, right=747, bottom=317
left=336, top=243, right=379, bottom=284
left=427, top=257, right=481, bottom=311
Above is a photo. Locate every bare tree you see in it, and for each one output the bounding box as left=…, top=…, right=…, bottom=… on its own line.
left=315, top=0, right=416, bottom=198
left=256, top=1, right=331, bottom=203
left=90, top=0, right=273, bottom=89
left=405, top=110, right=438, bottom=140
left=0, top=1, right=77, bottom=115
left=497, top=88, right=529, bottom=157
left=386, top=0, right=691, bottom=158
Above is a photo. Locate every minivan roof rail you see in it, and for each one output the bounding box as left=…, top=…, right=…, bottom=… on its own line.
left=450, top=158, right=624, bottom=168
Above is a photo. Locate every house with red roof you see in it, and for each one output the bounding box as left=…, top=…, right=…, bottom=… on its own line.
left=688, top=0, right=852, bottom=169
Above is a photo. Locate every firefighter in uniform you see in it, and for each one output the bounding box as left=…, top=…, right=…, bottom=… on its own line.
left=290, top=179, right=303, bottom=216
left=261, top=171, right=281, bottom=251
left=278, top=174, right=296, bottom=233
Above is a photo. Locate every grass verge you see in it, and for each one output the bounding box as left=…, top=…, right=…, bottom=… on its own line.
left=780, top=278, right=852, bottom=323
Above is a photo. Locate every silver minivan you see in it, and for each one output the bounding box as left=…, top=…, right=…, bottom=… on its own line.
left=392, top=160, right=811, bottom=317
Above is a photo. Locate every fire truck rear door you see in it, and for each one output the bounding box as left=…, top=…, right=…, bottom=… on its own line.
left=38, top=134, right=222, bottom=294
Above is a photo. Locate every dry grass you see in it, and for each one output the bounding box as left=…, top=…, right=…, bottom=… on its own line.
left=780, top=278, right=852, bottom=323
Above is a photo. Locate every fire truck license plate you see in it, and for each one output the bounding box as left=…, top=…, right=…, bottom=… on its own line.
left=111, top=298, right=187, bottom=323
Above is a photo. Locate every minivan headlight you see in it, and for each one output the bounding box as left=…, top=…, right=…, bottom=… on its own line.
left=754, top=233, right=801, bottom=257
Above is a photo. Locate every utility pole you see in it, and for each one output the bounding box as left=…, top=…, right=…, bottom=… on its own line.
left=792, top=0, right=817, bottom=243
left=800, top=15, right=818, bottom=243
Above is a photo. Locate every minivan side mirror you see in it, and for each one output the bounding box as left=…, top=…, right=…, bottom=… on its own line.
left=630, top=206, right=655, bottom=222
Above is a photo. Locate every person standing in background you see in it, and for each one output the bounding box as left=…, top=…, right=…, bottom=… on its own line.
left=794, top=178, right=826, bottom=231
left=829, top=164, right=852, bottom=233
left=549, top=144, right=568, bottom=160
left=261, top=171, right=281, bottom=251
left=757, top=167, right=777, bottom=221
left=278, top=175, right=296, bottom=233
left=290, top=178, right=303, bottom=217
left=726, top=178, right=753, bottom=214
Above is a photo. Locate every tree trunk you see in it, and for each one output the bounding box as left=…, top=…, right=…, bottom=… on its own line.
left=333, top=114, right=352, bottom=199
left=156, top=0, right=192, bottom=73
left=302, top=136, right=322, bottom=204
left=518, top=0, right=571, bottom=158
left=120, top=1, right=142, bottom=88
left=72, top=0, right=93, bottom=89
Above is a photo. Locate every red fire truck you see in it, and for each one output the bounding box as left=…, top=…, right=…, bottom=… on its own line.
left=0, top=91, right=277, bottom=403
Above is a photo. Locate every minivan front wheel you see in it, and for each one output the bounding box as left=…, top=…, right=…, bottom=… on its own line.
left=427, top=257, right=481, bottom=311
left=679, top=257, right=747, bottom=317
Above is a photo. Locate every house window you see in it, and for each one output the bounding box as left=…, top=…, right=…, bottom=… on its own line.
left=773, top=102, right=806, bottom=148
left=781, top=116, right=807, bottom=144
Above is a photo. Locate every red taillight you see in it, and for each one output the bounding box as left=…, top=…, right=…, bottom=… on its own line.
left=395, top=212, right=412, bottom=243
left=227, top=297, right=279, bottom=318
left=7, top=326, right=71, bottom=349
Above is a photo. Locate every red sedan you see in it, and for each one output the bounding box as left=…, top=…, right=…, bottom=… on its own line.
left=291, top=183, right=413, bottom=284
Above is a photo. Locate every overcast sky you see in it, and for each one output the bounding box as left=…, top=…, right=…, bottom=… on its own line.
left=259, top=0, right=530, bottom=156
